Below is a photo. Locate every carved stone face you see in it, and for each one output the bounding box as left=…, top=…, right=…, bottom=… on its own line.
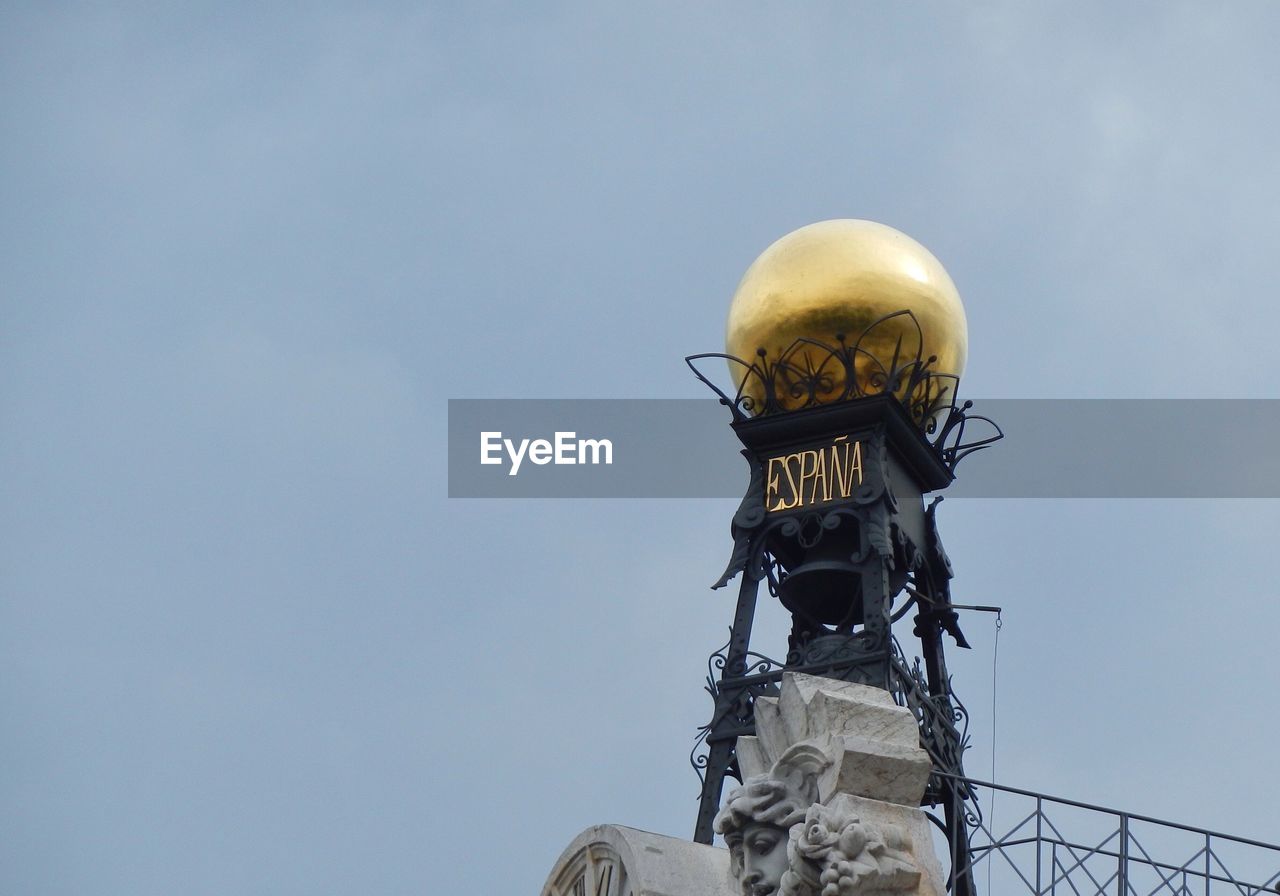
left=730, top=822, right=790, bottom=896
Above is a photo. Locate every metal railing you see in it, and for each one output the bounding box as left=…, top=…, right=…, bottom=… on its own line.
left=938, top=775, right=1280, bottom=896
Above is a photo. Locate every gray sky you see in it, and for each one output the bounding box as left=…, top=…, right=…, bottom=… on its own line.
left=3, top=3, right=1279, bottom=894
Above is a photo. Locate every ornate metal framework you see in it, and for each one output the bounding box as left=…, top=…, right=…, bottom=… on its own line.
left=939, top=773, right=1280, bottom=895
left=685, top=309, right=1001, bottom=473
left=686, top=311, right=1002, bottom=896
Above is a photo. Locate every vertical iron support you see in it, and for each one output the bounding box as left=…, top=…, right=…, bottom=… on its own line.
left=693, top=572, right=761, bottom=844
left=1205, top=832, right=1211, bottom=896
left=859, top=560, right=893, bottom=688
left=1036, top=795, right=1043, bottom=895
left=1119, top=813, right=1129, bottom=896
left=918, top=609, right=976, bottom=896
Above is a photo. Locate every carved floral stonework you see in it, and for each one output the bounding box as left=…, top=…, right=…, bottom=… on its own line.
left=780, top=798, right=919, bottom=896
left=712, top=674, right=945, bottom=896
left=714, top=754, right=921, bottom=896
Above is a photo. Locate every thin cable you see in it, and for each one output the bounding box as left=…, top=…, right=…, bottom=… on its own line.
left=988, top=611, right=1002, bottom=896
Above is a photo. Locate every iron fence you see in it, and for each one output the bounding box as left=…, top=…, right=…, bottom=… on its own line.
left=939, top=775, right=1280, bottom=896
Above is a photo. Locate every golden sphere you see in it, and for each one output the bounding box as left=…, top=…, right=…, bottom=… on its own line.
left=725, top=219, right=967, bottom=412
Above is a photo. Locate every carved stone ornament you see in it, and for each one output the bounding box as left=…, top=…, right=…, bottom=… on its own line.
left=780, top=796, right=919, bottom=896
left=541, top=824, right=733, bottom=896
left=735, top=674, right=934, bottom=809
left=712, top=673, right=947, bottom=896
left=539, top=674, right=948, bottom=896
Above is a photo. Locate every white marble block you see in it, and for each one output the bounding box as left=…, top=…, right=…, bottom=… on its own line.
left=750, top=673, right=934, bottom=807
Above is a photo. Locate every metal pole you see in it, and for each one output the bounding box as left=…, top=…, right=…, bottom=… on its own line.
left=1204, top=832, right=1211, bottom=896
left=918, top=601, right=975, bottom=896
left=1119, top=813, right=1129, bottom=896
left=943, top=783, right=976, bottom=896
left=1037, top=795, right=1043, bottom=896
left=693, top=573, right=760, bottom=844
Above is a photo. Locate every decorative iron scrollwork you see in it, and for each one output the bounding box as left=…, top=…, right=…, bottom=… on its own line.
left=686, top=310, right=1003, bottom=475
left=888, top=638, right=978, bottom=821
left=687, top=311, right=952, bottom=422
left=690, top=633, right=786, bottom=786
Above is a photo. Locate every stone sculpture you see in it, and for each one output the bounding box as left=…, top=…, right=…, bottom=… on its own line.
left=778, top=798, right=919, bottom=896
left=540, top=672, right=948, bottom=896
left=712, top=674, right=944, bottom=896
left=714, top=743, right=829, bottom=896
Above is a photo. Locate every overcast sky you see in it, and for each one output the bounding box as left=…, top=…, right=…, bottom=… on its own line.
left=4, top=4, right=1280, bottom=894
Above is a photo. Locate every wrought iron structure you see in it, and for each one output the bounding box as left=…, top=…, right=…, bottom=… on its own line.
left=686, top=311, right=1002, bottom=896
left=939, top=773, right=1280, bottom=895
left=685, top=309, right=1000, bottom=471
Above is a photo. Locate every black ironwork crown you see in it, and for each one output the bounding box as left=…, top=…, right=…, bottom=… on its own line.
left=685, top=310, right=1002, bottom=475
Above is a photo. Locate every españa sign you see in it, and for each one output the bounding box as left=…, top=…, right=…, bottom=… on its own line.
left=764, top=434, right=865, bottom=513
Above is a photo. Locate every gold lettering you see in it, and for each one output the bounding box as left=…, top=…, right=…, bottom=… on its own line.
left=797, top=450, right=817, bottom=506
left=781, top=453, right=802, bottom=510
left=819, top=446, right=832, bottom=502
left=847, top=439, right=863, bottom=487
left=830, top=436, right=851, bottom=498
left=764, top=436, right=864, bottom=512
left=766, top=456, right=786, bottom=512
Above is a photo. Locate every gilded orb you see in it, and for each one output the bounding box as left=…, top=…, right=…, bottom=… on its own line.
left=725, top=219, right=967, bottom=412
